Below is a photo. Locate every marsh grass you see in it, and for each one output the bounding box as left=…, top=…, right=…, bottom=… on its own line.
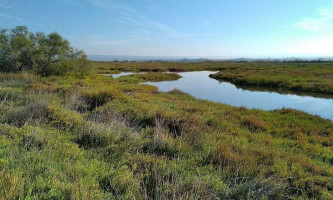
left=209, top=63, right=333, bottom=94
left=117, top=72, right=182, bottom=83
left=0, top=70, right=332, bottom=199
left=92, top=61, right=333, bottom=94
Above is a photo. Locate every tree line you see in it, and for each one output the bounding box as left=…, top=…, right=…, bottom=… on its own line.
left=0, top=26, right=91, bottom=76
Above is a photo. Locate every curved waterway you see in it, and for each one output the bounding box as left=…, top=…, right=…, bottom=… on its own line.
left=112, top=71, right=333, bottom=121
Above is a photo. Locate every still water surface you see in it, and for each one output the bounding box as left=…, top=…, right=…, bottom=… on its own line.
left=142, top=71, right=333, bottom=121
left=109, top=72, right=137, bottom=78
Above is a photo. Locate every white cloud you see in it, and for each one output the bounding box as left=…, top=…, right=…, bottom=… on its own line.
left=285, top=36, right=333, bottom=55
left=0, top=13, right=22, bottom=21
left=86, top=0, right=192, bottom=38
left=76, top=34, right=139, bottom=46
left=86, top=0, right=136, bottom=14
left=297, top=8, right=333, bottom=31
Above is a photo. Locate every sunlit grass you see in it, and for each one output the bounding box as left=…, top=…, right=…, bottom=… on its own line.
left=0, top=68, right=332, bottom=199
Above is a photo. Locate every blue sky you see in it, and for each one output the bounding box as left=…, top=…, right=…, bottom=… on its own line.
left=1, top=0, right=333, bottom=58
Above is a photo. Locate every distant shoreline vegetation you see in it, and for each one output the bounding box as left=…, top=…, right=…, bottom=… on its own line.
left=88, top=54, right=333, bottom=63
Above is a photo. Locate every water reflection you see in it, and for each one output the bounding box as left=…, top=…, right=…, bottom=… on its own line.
left=144, top=71, right=333, bottom=121
left=108, top=72, right=136, bottom=78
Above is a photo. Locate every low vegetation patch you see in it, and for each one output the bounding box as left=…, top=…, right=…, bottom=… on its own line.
left=209, top=63, right=333, bottom=94
left=0, top=48, right=332, bottom=199
left=117, top=72, right=182, bottom=83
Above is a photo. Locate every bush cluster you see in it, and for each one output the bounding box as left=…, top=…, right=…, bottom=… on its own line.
left=0, top=26, right=91, bottom=76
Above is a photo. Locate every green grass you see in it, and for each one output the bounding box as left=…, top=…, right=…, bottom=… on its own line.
left=93, top=61, right=333, bottom=95
left=209, top=63, right=333, bottom=94
left=0, top=70, right=332, bottom=199
left=117, top=72, right=182, bottom=83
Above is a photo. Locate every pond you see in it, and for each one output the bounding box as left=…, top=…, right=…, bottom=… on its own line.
left=141, top=71, right=333, bottom=121
left=106, top=72, right=139, bottom=78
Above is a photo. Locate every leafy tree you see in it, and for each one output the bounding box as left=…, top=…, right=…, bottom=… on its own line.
left=0, top=26, right=91, bottom=76
left=10, top=26, right=34, bottom=71
left=0, top=29, right=13, bottom=72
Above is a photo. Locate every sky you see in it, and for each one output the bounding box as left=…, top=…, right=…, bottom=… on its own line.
left=1, top=0, right=333, bottom=58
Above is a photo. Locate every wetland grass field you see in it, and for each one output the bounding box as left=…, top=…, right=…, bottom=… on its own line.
left=0, top=60, right=332, bottom=199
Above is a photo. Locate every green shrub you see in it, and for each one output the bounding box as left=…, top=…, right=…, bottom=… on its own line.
left=0, top=26, right=91, bottom=76
left=46, top=103, right=85, bottom=131
left=0, top=87, right=22, bottom=102
left=5, top=102, right=48, bottom=127
left=81, top=88, right=123, bottom=111
left=227, top=178, right=285, bottom=200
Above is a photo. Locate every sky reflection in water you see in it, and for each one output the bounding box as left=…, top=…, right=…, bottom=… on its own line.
left=143, top=71, right=333, bottom=121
